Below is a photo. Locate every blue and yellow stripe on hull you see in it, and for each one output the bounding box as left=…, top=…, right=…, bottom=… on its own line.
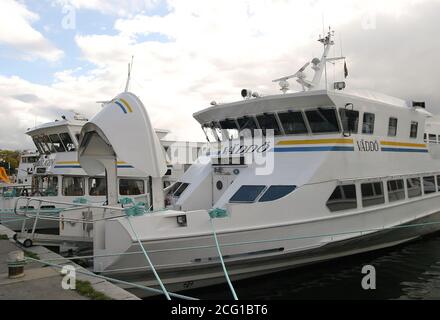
left=274, top=138, right=354, bottom=153
left=380, top=141, right=428, bottom=153
left=54, top=161, right=133, bottom=169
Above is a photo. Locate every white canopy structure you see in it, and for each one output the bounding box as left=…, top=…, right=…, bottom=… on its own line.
left=79, top=92, right=167, bottom=207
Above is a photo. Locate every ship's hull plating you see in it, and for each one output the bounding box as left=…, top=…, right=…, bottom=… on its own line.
left=104, top=208, right=440, bottom=298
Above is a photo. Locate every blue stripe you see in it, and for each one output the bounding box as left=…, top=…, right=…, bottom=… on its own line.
left=274, top=146, right=355, bottom=152
left=115, top=101, right=127, bottom=114
left=381, top=148, right=429, bottom=153
left=54, top=165, right=81, bottom=168
left=55, top=165, right=133, bottom=169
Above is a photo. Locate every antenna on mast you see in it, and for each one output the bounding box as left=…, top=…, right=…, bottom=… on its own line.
left=124, top=55, right=134, bottom=92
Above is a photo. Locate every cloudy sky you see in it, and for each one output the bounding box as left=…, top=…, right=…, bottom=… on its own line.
left=0, top=0, right=439, bottom=150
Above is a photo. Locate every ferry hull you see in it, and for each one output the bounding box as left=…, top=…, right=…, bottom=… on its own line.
left=104, top=208, right=440, bottom=298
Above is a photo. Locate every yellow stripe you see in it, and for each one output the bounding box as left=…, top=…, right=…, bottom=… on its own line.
left=277, top=139, right=353, bottom=146
left=380, top=141, right=426, bottom=148
left=119, top=98, right=133, bottom=113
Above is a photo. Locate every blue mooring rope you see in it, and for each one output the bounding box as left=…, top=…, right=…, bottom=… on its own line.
left=209, top=208, right=238, bottom=300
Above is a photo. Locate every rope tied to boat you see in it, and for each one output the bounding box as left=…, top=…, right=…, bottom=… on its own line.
left=208, top=208, right=239, bottom=300
left=124, top=208, right=171, bottom=300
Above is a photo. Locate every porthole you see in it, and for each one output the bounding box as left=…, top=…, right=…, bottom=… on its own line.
left=216, top=181, right=223, bottom=190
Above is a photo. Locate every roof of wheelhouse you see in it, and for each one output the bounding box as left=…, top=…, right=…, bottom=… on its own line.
left=193, top=88, right=431, bottom=125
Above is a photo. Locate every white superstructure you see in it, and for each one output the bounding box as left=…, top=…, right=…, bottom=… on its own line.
left=14, top=29, right=440, bottom=298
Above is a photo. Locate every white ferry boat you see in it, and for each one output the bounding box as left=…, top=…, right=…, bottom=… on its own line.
left=1, top=113, right=204, bottom=232
left=17, top=29, right=440, bottom=298
left=16, top=151, right=39, bottom=185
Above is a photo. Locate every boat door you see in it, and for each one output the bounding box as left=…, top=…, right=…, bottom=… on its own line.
left=212, top=174, right=235, bottom=205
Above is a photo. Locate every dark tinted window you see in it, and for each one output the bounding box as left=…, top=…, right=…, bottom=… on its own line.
left=361, top=182, right=384, bottom=207
left=219, top=119, right=239, bottom=140
left=62, top=177, right=84, bottom=196
left=173, top=183, right=189, bottom=197
left=305, top=108, right=339, bottom=134
left=89, top=177, right=107, bottom=196
left=410, top=121, right=418, bottom=139
left=119, top=179, right=145, bottom=196
left=237, top=116, right=258, bottom=137
left=387, top=179, right=405, bottom=202
left=326, top=185, right=357, bottom=212
left=437, top=176, right=440, bottom=192
left=60, top=133, right=76, bottom=152
left=362, top=113, right=375, bottom=134
left=256, top=114, right=281, bottom=136
left=277, top=111, right=308, bottom=135
left=388, top=118, right=398, bottom=137
left=423, top=176, right=435, bottom=194
left=229, top=185, right=266, bottom=203
left=407, top=178, right=422, bottom=198
left=429, top=134, right=437, bottom=143
left=49, top=134, right=66, bottom=152
left=259, top=185, right=296, bottom=202
left=339, top=109, right=359, bottom=134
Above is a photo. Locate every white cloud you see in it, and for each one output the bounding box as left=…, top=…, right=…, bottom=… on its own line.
left=55, top=0, right=161, bottom=17
left=1, top=0, right=439, bottom=150
left=0, top=0, right=63, bottom=61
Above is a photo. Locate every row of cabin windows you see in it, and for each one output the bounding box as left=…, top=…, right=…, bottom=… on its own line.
left=203, top=107, right=420, bottom=141
left=228, top=185, right=297, bottom=203
left=32, top=133, right=76, bottom=155
left=31, top=176, right=145, bottom=196
left=327, top=175, right=439, bottom=212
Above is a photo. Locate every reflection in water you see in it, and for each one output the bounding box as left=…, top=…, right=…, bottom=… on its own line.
left=179, top=233, right=440, bottom=300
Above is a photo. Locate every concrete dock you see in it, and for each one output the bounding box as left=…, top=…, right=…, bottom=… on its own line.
left=0, top=225, right=140, bottom=300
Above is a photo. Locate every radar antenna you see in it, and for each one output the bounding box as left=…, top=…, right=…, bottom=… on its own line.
left=272, top=27, right=346, bottom=93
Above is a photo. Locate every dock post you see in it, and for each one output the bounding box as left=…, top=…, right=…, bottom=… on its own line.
left=7, top=250, right=25, bottom=279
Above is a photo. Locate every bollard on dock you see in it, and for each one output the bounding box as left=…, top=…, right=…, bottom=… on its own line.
left=7, top=250, right=26, bottom=279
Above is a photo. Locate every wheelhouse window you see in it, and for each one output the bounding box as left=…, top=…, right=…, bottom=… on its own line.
left=423, top=176, right=436, bottom=195
left=202, top=123, right=217, bottom=143
left=387, top=179, right=405, bottom=202
left=49, top=134, right=66, bottom=152
left=237, top=116, right=259, bottom=137
left=229, top=185, right=266, bottom=203
left=339, top=109, right=359, bottom=134
left=60, top=133, right=76, bottom=152
left=259, top=185, right=296, bottom=202
left=305, top=108, right=340, bottom=134
left=89, top=177, right=107, bottom=196
left=256, top=114, right=282, bottom=136
left=42, top=135, right=55, bottom=153
left=62, top=177, right=85, bottom=196
left=219, top=119, right=239, bottom=140
left=410, top=121, right=418, bottom=139
left=362, top=113, right=375, bottom=135
left=32, top=137, right=45, bottom=154
left=387, top=118, right=398, bottom=137
left=326, top=184, right=357, bottom=212
left=429, top=134, right=437, bottom=143
left=277, top=111, right=308, bottom=135
left=361, top=182, right=385, bottom=207
left=407, top=177, right=422, bottom=198
left=173, top=182, right=189, bottom=197
left=119, top=179, right=145, bottom=196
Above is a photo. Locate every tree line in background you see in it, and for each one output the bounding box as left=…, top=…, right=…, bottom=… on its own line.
left=0, top=150, right=21, bottom=175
